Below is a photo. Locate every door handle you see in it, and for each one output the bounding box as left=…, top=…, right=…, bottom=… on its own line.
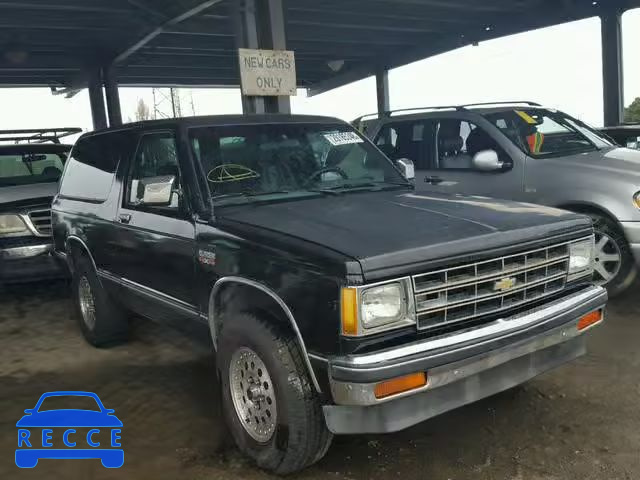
left=424, top=176, right=444, bottom=185
left=118, top=213, right=132, bottom=224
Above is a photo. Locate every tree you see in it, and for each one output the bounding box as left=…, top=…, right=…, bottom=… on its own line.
left=624, top=97, right=640, bottom=123
left=134, top=98, right=151, bottom=121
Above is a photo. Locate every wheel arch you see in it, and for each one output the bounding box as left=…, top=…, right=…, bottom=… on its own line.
left=208, top=276, right=322, bottom=393
left=65, top=235, right=99, bottom=276
left=556, top=202, right=622, bottom=230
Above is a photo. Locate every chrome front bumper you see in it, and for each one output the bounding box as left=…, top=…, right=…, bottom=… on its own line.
left=1, top=242, right=65, bottom=282
left=323, top=285, right=606, bottom=434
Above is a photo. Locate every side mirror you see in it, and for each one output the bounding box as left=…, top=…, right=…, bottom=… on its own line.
left=396, top=158, right=415, bottom=180
left=24, top=409, right=34, bottom=414
left=472, top=150, right=503, bottom=171
left=137, top=175, right=176, bottom=206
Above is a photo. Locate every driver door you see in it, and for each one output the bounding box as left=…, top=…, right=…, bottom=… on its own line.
left=110, top=130, right=198, bottom=326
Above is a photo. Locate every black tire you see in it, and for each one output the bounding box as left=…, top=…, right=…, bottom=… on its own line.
left=590, top=213, right=636, bottom=297
left=71, top=255, right=128, bottom=347
left=217, top=312, right=332, bottom=474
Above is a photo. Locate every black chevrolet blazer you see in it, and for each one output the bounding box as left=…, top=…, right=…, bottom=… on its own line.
left=52, top=114, right=607, bottom=474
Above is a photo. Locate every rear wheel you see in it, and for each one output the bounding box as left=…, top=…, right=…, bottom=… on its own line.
left=589, top=214, right=636, bottom=297
left=217, top=312, right=332, bottom=474
left=71, top=255, right=128, bottom=347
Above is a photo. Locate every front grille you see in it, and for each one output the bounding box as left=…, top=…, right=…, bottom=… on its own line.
left=412, top=239, right=580, bottom=331
left=28, top=209, right=52, bottom=236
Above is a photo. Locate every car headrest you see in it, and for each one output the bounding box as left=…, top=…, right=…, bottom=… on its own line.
left=440, top=136, right=463, bottom=154
left=41, top=166, right=61, bottom=178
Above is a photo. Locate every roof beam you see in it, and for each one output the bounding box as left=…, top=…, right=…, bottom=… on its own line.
left=125, top=0, right=169, bottom=20
left=337, top=0, right=531, bottom=13
left=287, top=6, right=499, bottom=28
left=0, top=1, right=130, bottom=14
left=113, top=0, right=224, bottom=65
left=307, top=0, right=607, bottom=97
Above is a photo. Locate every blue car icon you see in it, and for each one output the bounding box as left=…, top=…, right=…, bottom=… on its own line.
left=16, top=391, right=123, bottom=468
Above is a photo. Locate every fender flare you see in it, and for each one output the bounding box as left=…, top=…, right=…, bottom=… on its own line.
left=65, top=235, right=100, bottom=274
left=208, top=276, right=322, bottom=393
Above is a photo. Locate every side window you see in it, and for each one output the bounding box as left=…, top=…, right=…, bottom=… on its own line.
left=436, top=119, right=508, bottom=171
left=59, top=133, right=126, bottom=201
left=126, top=132, right=183, bottom=213
left=374, top=121, right=435, bottom=169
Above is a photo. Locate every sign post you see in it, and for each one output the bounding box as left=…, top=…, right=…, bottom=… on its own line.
left=238, top=48, right=296, bottom=97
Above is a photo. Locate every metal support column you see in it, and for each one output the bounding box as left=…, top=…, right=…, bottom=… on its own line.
left=601, top=10, right=624, bottom=126
left=234, top=0, right=290, bottom=114
left=103, top=66, right=123, bottom=127
left=88, top=68, right=108, bottom=131
left=376, top=67, right=390, bottom=116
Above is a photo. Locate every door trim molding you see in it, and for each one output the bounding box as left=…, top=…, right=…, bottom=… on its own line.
left=97, top=269, right=202, bottom=321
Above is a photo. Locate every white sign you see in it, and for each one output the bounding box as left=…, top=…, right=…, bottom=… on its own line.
left=323, top=132, right=364, bottom=146
left=238, top=48, right=297, bottom=96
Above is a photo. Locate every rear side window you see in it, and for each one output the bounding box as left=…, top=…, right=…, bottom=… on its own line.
left=59, top=132, right=130, bottom=201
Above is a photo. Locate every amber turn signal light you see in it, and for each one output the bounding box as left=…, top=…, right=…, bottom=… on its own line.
left=577, top=310, right=603, bottom=331
left=341, top=287, right=358, bottom=336
left=374, top=372, right=428, bottom=399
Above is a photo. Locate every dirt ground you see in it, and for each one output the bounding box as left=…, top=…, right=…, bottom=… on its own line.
left=1, top=280, right=639, bottom=480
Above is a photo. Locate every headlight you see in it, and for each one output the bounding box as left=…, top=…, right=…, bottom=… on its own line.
left=568, top=237, right=594, bottom=280
left=0, top=214, right=29, bottom=237
left=341, top=279, right=415, bottom=336
left=361, top=283, right=405, bottom=328
left=633, top=191, right=640, bottom=209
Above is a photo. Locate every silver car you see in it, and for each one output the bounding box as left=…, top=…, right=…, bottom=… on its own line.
left=358, top=102, right=640, bottom=295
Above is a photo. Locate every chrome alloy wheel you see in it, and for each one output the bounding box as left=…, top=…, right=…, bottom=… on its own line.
left=78, top=276, right=97, bottom=330
left=593, top=231, right=622, bottom=285
left=229, top=347, right=277, bottom=442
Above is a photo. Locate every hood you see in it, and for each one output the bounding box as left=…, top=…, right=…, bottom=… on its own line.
left=0, top=182, right=57, bottom=210
left=554, top=147, right=640, bottom=179
left=219, top=190, right=591, bottom=280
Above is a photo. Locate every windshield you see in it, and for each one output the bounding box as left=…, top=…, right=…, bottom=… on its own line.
left=0, top=152, right=66, bottom=187
left=37, top=395, right=101, bottom=412
left=483, top=108, right=613, bottom=158
left=189, top=123, right=408, bottom=205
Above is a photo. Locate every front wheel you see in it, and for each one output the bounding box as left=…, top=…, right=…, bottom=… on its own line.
left=590, top=214, right=636, bottom=297
left=71, top=255, right=128, bottom=347
left=217, top=312, right=332, bottom=474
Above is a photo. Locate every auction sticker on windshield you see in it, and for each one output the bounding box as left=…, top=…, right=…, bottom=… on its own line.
left=323, top=131, right=364, bottom=146
left=15, top=391, right=123, bottom=469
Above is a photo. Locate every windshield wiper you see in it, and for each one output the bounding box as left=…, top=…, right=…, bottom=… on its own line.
left=212, top=190, right=293, bottom=203
left=316, top=181, right=411, bottom=192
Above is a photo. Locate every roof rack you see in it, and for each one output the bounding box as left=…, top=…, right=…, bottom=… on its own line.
left=462, top=101, right=541, bottom=108
left=0, top=128, right=82, bottom=144
left=353, top=101, right=542, bottom=125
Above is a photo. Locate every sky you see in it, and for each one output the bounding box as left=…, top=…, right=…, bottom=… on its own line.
left=1, top=9, right=639, bottom=137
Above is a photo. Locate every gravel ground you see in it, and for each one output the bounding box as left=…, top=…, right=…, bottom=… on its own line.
left=1, top=280, right=639, bottom=480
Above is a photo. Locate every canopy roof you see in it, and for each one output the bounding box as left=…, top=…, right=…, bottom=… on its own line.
left=0, top=0, right=637, bottom=94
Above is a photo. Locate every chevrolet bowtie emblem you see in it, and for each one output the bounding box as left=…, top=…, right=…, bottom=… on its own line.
left=494, top=277, right=517, bottom=292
